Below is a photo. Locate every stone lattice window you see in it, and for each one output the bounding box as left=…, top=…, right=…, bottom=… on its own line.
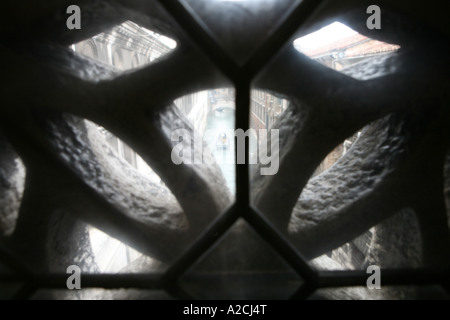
left=0, top=0, right=449, bottom=300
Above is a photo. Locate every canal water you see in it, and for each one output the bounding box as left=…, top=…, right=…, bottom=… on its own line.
left=203, top=107, right=236, bottom=196
left=202, top=104, right=261, bottom=197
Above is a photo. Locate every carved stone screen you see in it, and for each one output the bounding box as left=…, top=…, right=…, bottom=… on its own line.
left=0, top=0, right=449, bottom=300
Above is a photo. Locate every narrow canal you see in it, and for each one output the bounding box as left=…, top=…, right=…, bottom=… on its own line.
left=203, top=107, right=236, bottom=196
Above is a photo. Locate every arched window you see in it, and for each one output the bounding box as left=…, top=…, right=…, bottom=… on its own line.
left=112, top=48, right=124, bottom=70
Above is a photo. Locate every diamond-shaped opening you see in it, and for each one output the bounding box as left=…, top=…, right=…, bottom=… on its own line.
left=293, top=21, right=401, bottom=81
left=0, top=137, right=26, bottom=237
left=174, top=89, right=236, bottom=197
left=31, top=289, right=172, bottom=300
left=70, top=20, right=177, bottom=73
left=180, top=219, right=303, bottom=299
left=180, top=0, right=301, bottom=65
left=310, top=285, right=449, bottom=300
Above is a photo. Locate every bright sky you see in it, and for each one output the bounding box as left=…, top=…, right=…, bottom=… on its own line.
left=158, top=35, right=177, bottom=50
left=293, top=22, right=358, bottom=52
left=141, top=27, right=177, bottom=49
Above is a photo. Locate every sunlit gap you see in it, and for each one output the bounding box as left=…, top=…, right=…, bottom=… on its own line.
left=70, top=20, right=177, bottom=72
left=89, top=227, right=143, bottom=273
left=293, top=22, right=401, bottom=80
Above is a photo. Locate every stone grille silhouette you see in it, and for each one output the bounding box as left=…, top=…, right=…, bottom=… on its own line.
left=0, top=0, right=449, bottom=299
